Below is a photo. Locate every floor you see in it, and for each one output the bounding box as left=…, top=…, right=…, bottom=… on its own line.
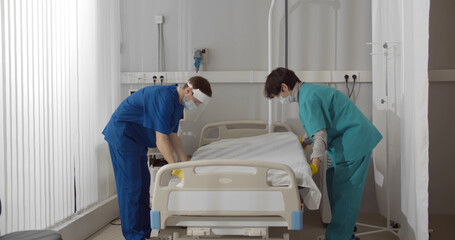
left=86, top=210, right=455, bottom=240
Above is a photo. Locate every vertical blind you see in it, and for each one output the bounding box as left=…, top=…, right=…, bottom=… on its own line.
left=0, top=0, right=120, bottom=234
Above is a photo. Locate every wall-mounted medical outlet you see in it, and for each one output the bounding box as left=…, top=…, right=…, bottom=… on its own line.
left=159, top=73, right=167, bottom=84
left=136, top=72, right=168, bottom=84
left=152, top=75, right=157, bottom=84
left=333, top=71, right=361, bottom=83
left=150, top=73, right=167, bottom=85
left=193, top=48, right=208, bottom=65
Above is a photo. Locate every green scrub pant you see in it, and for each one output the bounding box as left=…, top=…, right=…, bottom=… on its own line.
left=325, top=152, right=371, bottom=240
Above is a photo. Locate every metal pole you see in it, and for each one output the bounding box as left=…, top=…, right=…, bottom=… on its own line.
left=268, top=0, right=276, bottom=133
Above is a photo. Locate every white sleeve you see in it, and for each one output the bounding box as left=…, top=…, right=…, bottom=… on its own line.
left=310, top=129, right=327, bottom=160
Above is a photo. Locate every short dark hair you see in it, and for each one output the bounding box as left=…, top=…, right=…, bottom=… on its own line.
left=184, top=76, right=212, bottom=97
left=264, top=67, right=301, bottom=99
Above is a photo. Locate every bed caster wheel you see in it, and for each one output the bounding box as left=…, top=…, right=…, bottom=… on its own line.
left=172, top=232, right=179, bottom=240
left=390, top=221, right=401, bottom=229
left=151, top=229, right=160, bottom=237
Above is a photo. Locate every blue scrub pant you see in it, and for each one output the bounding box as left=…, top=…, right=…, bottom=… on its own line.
left=325, top=152, right=371, bottom=240
left=108, top=144, right=151, bottom=240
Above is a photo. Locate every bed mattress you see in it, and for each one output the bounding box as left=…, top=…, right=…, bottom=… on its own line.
left=190, top=132, right=321, bottom=210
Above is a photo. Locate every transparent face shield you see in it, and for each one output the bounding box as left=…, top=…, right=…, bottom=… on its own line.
left=184, top=82, right=211, bottom=122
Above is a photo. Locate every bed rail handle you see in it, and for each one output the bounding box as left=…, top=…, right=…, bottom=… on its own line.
left=150, top=210, right=161, bottom=229
left=291, top=210, right=303, bottom=230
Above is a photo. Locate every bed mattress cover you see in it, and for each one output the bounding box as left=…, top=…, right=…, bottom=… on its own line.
left=190, top=132, right=321, bottom=210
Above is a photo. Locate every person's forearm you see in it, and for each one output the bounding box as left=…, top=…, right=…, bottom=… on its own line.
left=310, top=129, right=327, bottom=167
left=155, top=132, right=176, bottom=163
left=169, top=133, right=189, bottom=162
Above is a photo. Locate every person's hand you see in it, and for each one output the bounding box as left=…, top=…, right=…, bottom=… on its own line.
left=310, top=163, right=318, bottom=175
left=310, top=158, right=321, bottom=175
left=171, top=169, right=184, bottom=179
left=299, top=137, right=308, bottom=150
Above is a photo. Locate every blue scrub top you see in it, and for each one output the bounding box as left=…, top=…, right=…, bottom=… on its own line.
left=298, top=83, right=382, bottom=161
left=103, top=85, right=184, bottom=151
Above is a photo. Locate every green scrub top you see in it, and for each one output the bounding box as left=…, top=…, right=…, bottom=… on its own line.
left=298, top=83, right=382, bottom=162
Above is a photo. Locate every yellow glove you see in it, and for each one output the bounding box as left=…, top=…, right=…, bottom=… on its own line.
left=310, top=163, right=318, bottom=175
left=171, top=169, right=184, bottom=180
left=299, top=137, right=308, bottom=150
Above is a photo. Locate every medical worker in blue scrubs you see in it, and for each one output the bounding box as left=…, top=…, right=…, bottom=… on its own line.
left=264, top=68, right=382, bottom=240
left=102, top=76, right=212, bottom=240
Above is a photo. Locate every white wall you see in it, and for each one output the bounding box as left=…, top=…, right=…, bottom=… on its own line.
left=428, top=81, right=455, bottom=215
left=286, top=0, right=372, bottom=70
left=428, top=0, right=455, bottom=215
left=119, top=0, right=373, bottom=145
left=120, top=0, right=371, bottom=72
left=428, top=0, right=455, bottom=70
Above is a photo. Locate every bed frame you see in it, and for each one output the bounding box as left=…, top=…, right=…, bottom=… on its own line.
left=150, top=121, right=302, bottom=240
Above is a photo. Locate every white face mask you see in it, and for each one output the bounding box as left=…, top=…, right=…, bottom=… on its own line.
left=182, top=95, right=198, bottom=110
left=279, top=88, right=296, bottom=104
left=279, top=95, right=293, bottom=104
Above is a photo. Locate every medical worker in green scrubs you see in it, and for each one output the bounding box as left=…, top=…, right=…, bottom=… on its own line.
left=103, top=76, right=212, bottom=240
left=264, top=68, right=382, bottom=240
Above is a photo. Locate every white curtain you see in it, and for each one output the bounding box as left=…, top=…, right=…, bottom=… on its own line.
left=372, top=0, right=430, bottom=240
left=75, top=0, right=121, bottom=213
left=0, top=0, right=120, bottom=234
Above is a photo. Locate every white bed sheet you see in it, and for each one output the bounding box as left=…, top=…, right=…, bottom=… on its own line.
left=190, top=132, right=321, bottom=210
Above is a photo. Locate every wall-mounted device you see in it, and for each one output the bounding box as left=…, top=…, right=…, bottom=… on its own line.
left=156, top=15, right=165, bottom=72
left=193, top=48, right=208, bottom=73
left=129, top=89, right=139, bottom=95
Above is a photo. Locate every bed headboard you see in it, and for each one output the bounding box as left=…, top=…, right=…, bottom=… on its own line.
left=199, top=120, right=292, bottom=147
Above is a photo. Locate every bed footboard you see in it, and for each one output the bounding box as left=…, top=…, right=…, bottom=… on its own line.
left=150, top=159, right=303, bottom=237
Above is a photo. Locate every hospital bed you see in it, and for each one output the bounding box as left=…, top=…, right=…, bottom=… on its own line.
left=150, top=121, right=321, bottom=239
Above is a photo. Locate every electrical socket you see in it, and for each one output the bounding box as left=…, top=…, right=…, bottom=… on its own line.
left=146, top=73, right=167, bottom=85
left=334, top=71, right=360, bottom=82
left=156, top=73, right=167, bottom=84
left=152, top=75, right=158, bottom=85
left=159, top=74, right=166, bottom=85
left=135, top=72, right=170, bottom=84
left=352, top=74, right=358, bottom=81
